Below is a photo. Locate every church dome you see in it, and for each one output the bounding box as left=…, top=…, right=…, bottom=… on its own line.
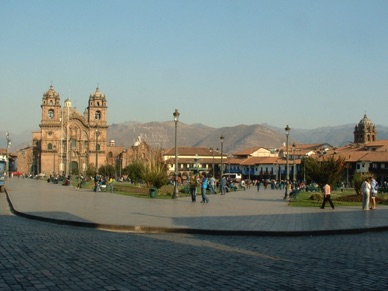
left=90, top=87, right=105, bottom=99
left=43, top=85, right=59, bottom=98
left=64, top=98, right=72, bottom=108
left=358, top=114, right=373, bottom=129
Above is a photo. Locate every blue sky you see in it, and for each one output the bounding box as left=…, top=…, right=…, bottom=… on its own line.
left=1, top=0, right=388, bottom=134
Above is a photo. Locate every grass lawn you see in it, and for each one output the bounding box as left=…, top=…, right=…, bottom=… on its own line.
left=71, top=179, right=192, bottom=199
left=289, top=188, right=388, bottom=207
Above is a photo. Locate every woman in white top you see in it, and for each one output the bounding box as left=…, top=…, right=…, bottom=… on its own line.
left=361, top=177, right=371, bottom=210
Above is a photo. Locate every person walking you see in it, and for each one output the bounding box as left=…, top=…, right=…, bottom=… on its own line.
left=220, top=176, right=227, bottom=195
left=320, top=183, right=335, bottom=209
left=200, top=173, right=209, bottom=203
left=256, top=179, right=261, bottom=192
left=362, top=177, right=371, bottom=210
left=189, top=174, right=198, bottom=202
left=370, top=177, right=378, bottom=210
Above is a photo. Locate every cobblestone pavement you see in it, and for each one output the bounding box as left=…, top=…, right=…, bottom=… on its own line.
left=1, top=192, right=388, bottom=291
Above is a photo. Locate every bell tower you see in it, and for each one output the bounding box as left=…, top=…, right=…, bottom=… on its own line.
left=87, top=87, right=107, bottom=126
left=41, top=85, right=61, bottom=125
left=40, top=85, right=62, bottom=149
left=353, top=114, right=377, bottom=144
left=39, top=84, right=62, bottom=175
left=87, top=87, right=108, bottom=171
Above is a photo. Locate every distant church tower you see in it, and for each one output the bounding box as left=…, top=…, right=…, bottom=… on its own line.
left=353, top=114, right=377, bottom=144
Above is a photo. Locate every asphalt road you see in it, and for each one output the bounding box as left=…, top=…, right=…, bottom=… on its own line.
left=1, top=193, right=387, bottom=290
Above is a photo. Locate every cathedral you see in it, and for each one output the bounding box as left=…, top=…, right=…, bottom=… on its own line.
left=16, top=84, right=154, bottom=178
left=31, top=85, right=108, bottom=176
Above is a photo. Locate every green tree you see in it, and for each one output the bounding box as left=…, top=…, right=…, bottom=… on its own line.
left=304, top=156, right=346, bottom=190
left=86, top=165, right=96, bottom=177
left=142, top=148, right=167, bottom=189
left=352, top=172, right=374, bottom=196
left=99, top=164, right=115, bottom=178
left=125, top=161, right=146, bottom=184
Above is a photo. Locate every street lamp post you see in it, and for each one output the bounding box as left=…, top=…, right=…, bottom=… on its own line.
left=53, top=145, right=57, bottom=176
left=210, top=148, right=215, bottom=178
left=172, top=109, right=180, bottom=199
left=292, top=143, right=296, bottom=189
left=220, top=135, right=224, bottom=178
left=284, top=125, right=291, bottom=200
left=37, top=152, right=40, bottom=176
left=76, top=151, right=80, bottom=176
left=5, top=132, right=11, bottom=176
left=119, top=154, right=123, bottom=178
left=95, top=126, right=99, bottom=175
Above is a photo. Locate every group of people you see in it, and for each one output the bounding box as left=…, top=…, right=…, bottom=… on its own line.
left=93, top=174, right=115, bottom=192
left=361, top=177, right=378, bottom=210
left=189, top=173, right=232, bottom=203
left=320, top=177, right=379, bottom=210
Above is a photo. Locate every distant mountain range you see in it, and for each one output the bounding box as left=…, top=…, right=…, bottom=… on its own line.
left=4, top=122, right=388, bottom=154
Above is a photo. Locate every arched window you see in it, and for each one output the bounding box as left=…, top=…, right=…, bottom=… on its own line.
left=48, top=109, right=54, bottom=119
left=48, top=143, right=52, bottom=150
left=95, top=111, right=101, bottom=120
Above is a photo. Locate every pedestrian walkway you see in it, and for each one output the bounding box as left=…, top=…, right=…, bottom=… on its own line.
left=4, top=178, right=388, bottom=236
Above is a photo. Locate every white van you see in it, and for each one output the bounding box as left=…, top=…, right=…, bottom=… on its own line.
left=222, top=173, right=242, bottom=182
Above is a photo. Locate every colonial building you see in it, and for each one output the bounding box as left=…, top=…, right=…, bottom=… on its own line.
left=18, top=85, right=108, bottom=176
left=226, top=144, right=333, bottom=181
left=163, top=147, right=225, bottom=179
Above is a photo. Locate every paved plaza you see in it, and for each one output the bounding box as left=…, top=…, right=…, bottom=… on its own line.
left=1, top=178, right=388, bottom=290
left=4, top=178, right=388, bottom=235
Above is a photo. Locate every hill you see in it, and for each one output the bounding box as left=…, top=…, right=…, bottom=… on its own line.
left=5, top=122, right=388, bottom=154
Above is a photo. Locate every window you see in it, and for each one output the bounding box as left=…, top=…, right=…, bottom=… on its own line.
left=95, top=111, right=101, bottom=120
left=48, top=109, right=54, bottom=119
left=48, top=143, right=52, bottom=150
left=381, top=164, right=385, bottom=169
left=96, top=144, right=100, bottom=151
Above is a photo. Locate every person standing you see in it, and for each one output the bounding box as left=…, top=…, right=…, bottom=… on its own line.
left=362, top=177, right=372, bottom=210
left=189, top=174, right=198, bottom=202
left=256, top=179, right=261, bottom=192
left=320, top=183, right=335, bottom=209
left=93, top=174, right=99, bottom=192
left=209, top=175, right=216, bottom=194
left=200, top=173, right=209, bottom=203
left=107, top=176, right=114, bottom=193
left=370, top=178, right=378, bottom=210
left=220, top=176, right=227, bottom=195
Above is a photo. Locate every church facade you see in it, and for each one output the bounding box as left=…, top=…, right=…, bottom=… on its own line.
left=22, top=85, right=108, bottom=177
left=17, top=84, right=155, bottom=178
